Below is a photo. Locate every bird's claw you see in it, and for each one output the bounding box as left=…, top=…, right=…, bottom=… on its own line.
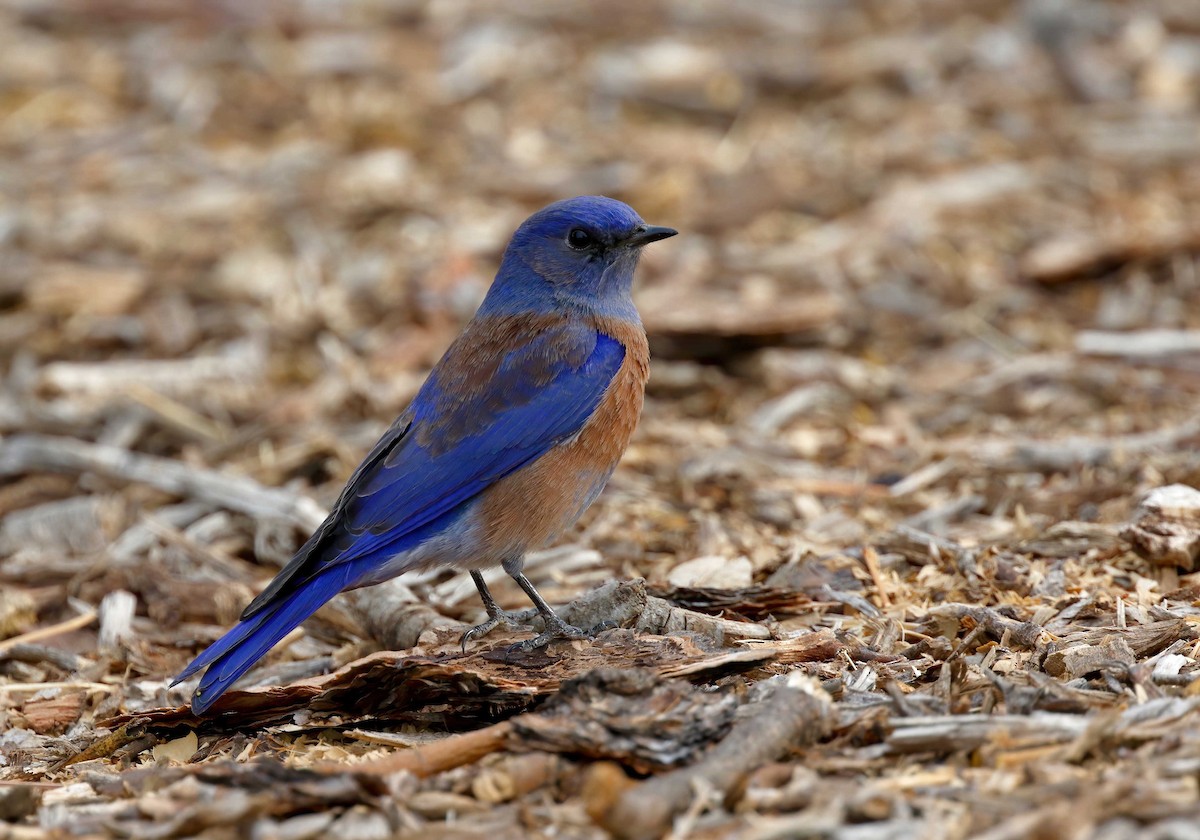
left=504, top=616, right=616, bottom=655
left=459, top=607, right=540, bottom=652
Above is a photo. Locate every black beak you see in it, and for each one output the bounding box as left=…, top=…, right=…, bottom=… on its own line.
left=625, top=224, right=678, bottom=248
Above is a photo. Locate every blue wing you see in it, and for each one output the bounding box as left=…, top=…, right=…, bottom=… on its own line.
left=249, top=319, right=625, bottom=610
left=175, top=320, right=624, bottom=711
left=326, top=323, right=624, bottom=564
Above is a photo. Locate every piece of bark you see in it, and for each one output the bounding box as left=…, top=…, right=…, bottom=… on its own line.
left=111, top=628, right=782, bottom=731
left=1043, top=636, right=1137, bottom=680
left=509, top=669, right=739, bottom=773
left=1121, top=485, right=1200, bottom=571
left=19, top=692, right=87, bottom=735
left=600, top=673, right=833, bottom=840
left=339, top=670, right=742, bottom=781
left=1060, top=620, right=1194, bottom=659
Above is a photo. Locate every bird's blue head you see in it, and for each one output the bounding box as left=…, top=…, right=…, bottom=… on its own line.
left=479, top=196, right=676, bottom=320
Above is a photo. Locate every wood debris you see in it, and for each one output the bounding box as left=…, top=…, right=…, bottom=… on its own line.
left=1122, top=485, right=1200, bottom=571
left=3, top=1, right=1200, bottom=838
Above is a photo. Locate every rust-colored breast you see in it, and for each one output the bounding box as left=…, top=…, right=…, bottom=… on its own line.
left=477, top=316, right=649, bottom=559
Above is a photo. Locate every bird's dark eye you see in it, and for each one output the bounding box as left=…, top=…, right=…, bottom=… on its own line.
left=567, top=228, right=594, bottom=250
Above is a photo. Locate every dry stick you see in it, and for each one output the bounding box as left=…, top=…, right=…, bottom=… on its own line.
left=0, top=434, right=327, bottom=531
left=0, top=609, right=97, bottom=657
left=603, top=674, right=834, bottom=840
left=786, top=477, right=891, bottom=500
left=862, top=546, right=892, bottom=609
left=0, top=681, right=114, bottom=696
left=122, top=382, right=231, bottom=443
left=885, top=713, right=1090, bottom=754
left=942, top=416, right=1200, bottom=473
left=1076, top=329, right=1200, bottom=358
left=327, top=721, right=514, bottom=778
left=0, top=644, right=82, bottom=671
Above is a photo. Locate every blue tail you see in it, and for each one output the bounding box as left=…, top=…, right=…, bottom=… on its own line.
left=173, top=566, right=360, bottom=714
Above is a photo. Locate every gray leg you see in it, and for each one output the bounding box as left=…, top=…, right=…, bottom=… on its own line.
left=507, top=572, right=612, bottom=652
left=459, top=570, right=539, bottom=651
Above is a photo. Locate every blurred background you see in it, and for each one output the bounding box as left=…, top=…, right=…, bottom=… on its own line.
left=2, top=0, right=1200, bottom=813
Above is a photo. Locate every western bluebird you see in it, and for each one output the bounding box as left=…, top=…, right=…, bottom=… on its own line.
left=173, top=196, right=676, bottom=713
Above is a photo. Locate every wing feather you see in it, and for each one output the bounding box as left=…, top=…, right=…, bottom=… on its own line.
left=241, top=318, right=622, bottom=618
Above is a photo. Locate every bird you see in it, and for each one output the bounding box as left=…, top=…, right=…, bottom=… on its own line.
left=172, top=195, right=676, bottom=714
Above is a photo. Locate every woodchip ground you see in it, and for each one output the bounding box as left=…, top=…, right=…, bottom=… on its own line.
left=2, top=1, right=1200, bottom=837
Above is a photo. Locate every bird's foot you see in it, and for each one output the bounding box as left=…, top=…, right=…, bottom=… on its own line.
left=506, top=615, right=617, bottom=654
left=459, top=607, right=540, bottom=652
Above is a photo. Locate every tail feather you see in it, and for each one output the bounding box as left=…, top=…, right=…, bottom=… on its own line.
left=174, top=566, right=358, bottom=714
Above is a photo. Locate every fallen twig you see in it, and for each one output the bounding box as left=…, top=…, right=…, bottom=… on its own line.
left=1076, top=329, right=1200, bottom=358
left=0, top=681, right=115, bottom=697
left=0, top=608, right=97, bottom=657
left=332, top=721, right=514, bottom=778
left=600, top=673, right=834, bottom=840
left=0, top=434, right=327, bottom=530
left=938, top=417, right=1200, bottom=472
